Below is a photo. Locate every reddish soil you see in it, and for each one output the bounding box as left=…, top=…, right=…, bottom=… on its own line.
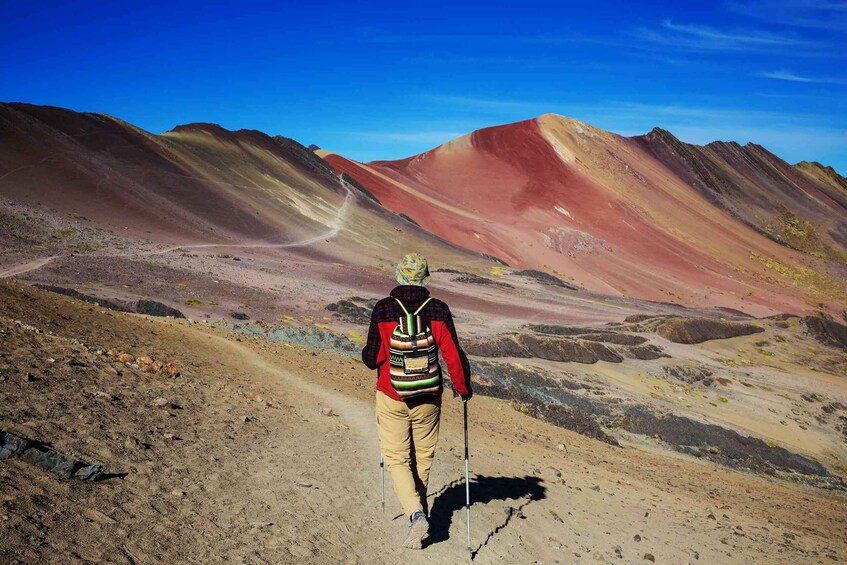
left=322, top=115, right=847, bottom=317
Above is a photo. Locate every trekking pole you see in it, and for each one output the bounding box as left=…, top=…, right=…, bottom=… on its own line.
left=376, top=368, right=385, bottom=514
left=464, top=397, right=472, bottom=559
left=380, top=451, right=385, bottom=513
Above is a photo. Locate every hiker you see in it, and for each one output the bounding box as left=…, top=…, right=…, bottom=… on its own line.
left=362, top=253, right=473, bottom=549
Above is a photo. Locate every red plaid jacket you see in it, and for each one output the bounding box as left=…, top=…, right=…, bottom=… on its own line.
left=361, top=285, right=472, bottom=401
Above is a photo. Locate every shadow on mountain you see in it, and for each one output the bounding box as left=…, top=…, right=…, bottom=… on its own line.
left=424, top=474, right=546, bottom=552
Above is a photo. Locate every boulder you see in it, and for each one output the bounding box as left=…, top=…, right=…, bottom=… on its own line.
left=325, top=300, right=370, bottom=324
left=133, top=300, right=185, bottom=318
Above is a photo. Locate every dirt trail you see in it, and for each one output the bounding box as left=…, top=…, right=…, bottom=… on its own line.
left=148, top=173, right=356, bottom=255
left=1, top=282, right=846, bottom=564
left=203, top=330, right=379, bottom=447
left=0, top=256, right=58, bottom=278
left=0, top=174, right=354, bottom=281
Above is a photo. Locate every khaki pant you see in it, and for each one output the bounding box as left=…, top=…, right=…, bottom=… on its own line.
left=375, top=391, right=442, bottom=518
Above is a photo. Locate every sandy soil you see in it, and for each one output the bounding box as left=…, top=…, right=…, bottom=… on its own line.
left=2, top=102, right=846, bottom=563
left=2, top=282, right=846, bottom=564
left=3, top=197, right=846, bottom=483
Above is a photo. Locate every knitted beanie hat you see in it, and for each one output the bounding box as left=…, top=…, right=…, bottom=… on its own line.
left=395, top=253, right=431, bottom=286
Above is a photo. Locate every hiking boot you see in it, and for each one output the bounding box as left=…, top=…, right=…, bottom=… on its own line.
left=402, top=511, right=429, bottom=549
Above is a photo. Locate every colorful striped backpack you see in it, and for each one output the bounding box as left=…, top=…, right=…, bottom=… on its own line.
left=388, top=297, right=441, bottom=399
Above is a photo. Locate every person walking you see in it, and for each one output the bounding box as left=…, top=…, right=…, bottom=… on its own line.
left=362, top=253, right=473, bottom=549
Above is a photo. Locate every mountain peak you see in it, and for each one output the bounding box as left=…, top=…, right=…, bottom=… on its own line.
left=164, top=122, right=283, bottom=150
left=534, top=112, right=595, bottom=131
left=795, top=160, right=847, bottom=191
left=167, top=122, right=228, bottom=135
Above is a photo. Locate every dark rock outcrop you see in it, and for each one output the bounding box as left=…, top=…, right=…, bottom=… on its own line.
left=626, top=345, right=668, bottom=360
left=628, top=315, right=763, bottom=344
left=134, top=299, right=185, bottom=318
left=514, top=269, right=579, bottom=290
left=662, top=365, right=714, bottom=385
left=34, top=285, right=185, bottom=318
left=1, top=430, right=107, bottom=480
left=467, top=334, right=623, bottom=363
left=618, top=408, right=831, bottom=478
left=471, top=361, right=619, bottom=445
left=325, top=299, right=371, bottom=324
left=579, top=333, right=648, bottom=346
left=454, top=274, right=514, bottom=289
left=472, top=361, right=840, bottom=484
left=467, top=332, right=666, bottom=363
left=34, top=284, right=132, bottom=312
left=802, top=315, right=847, bottom=350
left=527, top=324, right=611, bottom=336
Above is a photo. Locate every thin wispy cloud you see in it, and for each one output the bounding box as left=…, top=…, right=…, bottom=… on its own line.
left=423, top=95, right=837, bottom=128
left=573, top=101, right=840, bottom=132
left=758, top=70, right=819, bottom=82
left=725, top=1, right=847, bottom=31
left=634, top=19, right=824, bottom=54
left=326, top=94, right=847, bottom=168
left=663, top=20, right=808, bottom=46
left=429, top=94, right=846, bottom=140
left=756, top=70, right=846, bottom=83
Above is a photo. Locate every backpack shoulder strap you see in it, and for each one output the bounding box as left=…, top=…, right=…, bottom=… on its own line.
left=413, top=297, right=433, bottom=316
left=393, top=298, right=411, bottom=316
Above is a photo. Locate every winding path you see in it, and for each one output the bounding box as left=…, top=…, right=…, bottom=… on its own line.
left=0, top=174, right=355, bottom=279
left=0, top=256, right=59, bottom=279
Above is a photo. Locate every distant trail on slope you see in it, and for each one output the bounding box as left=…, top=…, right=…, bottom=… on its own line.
left=148, top=173, right=355, bottom=254
left=0, top=256, right=59, bottom=279
left=0, top=175, right=356, bottom=279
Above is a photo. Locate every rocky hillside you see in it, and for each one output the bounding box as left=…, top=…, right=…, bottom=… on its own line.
left=0, top=102, right=486, bottom=270
left=320, top=115, right=847, bottom=316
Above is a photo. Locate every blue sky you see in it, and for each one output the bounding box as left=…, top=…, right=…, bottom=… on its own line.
left=2, top=1, right=846, bottom=172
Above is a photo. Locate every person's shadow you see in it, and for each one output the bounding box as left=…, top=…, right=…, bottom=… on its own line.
left=423, top=474, right=546, bottom=555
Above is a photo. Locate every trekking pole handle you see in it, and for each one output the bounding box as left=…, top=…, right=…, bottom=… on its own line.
left=463, top=398, right=469, bottom=458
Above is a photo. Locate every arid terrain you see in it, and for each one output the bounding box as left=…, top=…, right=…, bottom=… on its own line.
left=2, top=102, right=847, bottom=563
left=3, top=282, right=846, bottom=564
left=321, top=114, right=847, bottom=316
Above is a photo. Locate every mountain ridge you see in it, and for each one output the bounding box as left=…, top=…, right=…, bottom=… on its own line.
left=2, top=101, right=845, bottom=315
left=0, top=101, right=489, bottom=270
left=321, top=113, right=847, bottom=316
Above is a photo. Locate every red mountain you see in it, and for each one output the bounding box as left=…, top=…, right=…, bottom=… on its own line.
left=319, top=114, right=847, bottom=316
